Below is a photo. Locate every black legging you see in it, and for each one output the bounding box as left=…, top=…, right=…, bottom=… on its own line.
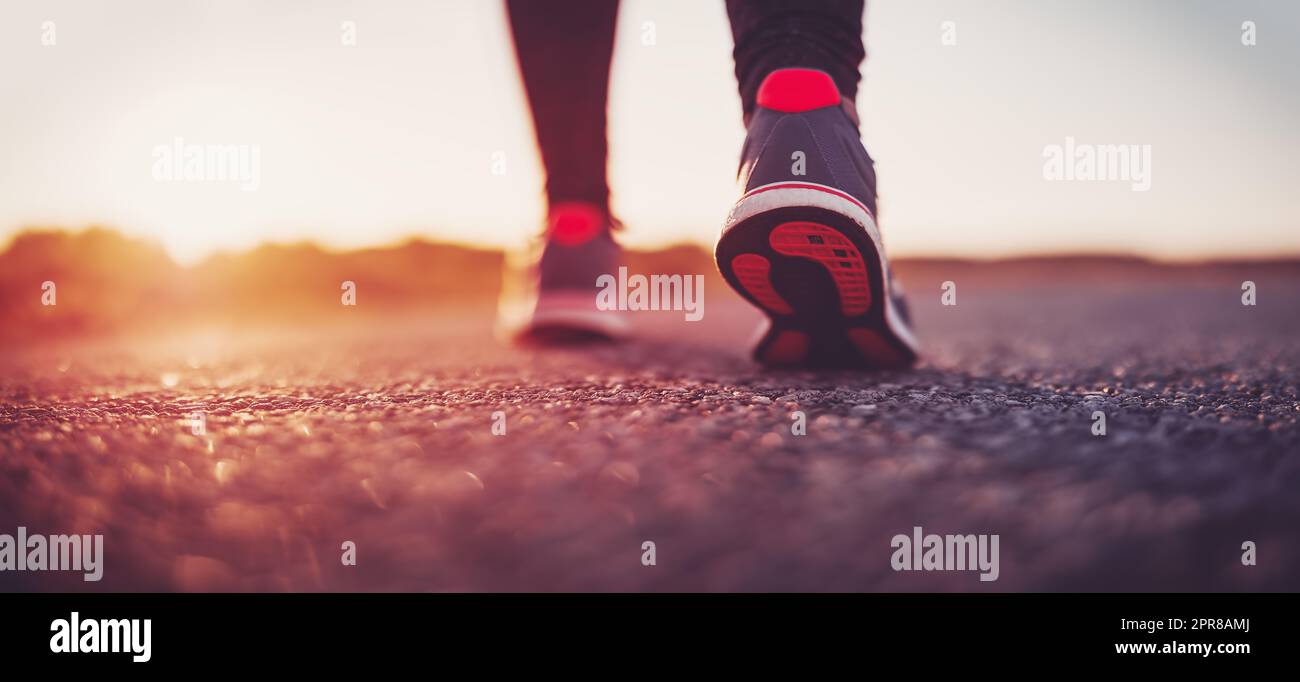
left=505, top=0, right=866, bottom=214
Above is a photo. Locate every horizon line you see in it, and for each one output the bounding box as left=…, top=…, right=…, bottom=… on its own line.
left=5, top=225, right=1300, bottom=268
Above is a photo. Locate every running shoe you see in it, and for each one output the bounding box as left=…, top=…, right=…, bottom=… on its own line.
left=715, top=68, right=919, bottom=369
left=499, top=201, right=628, bottom=344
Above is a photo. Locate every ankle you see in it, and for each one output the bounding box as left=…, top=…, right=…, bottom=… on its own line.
left=546, top=202, right=609, bottom=246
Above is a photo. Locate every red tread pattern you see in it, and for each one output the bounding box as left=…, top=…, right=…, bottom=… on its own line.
left=763, top=330, right=809, bottom=365
left=848, top=328, right=906, bottom=368
left=730, top=253, right=794, bottom=314
left=768, top=222, right=871, bottom=316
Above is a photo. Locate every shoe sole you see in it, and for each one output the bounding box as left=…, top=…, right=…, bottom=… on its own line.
left=716, top=181, right=919, bottom=369
left=498, top=291, right=629, bottom=346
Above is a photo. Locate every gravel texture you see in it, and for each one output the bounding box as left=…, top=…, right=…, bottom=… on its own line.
left=1, top=285, right=1297, bottom=591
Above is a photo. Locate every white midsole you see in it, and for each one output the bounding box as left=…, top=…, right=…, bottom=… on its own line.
left=497, top=290, right=630, bottom=340
left=722, top=181, right=920, bottom=353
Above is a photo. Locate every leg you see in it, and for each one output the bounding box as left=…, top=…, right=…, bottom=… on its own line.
left=726, top=0, right=866, bottom=122
left=506, top=0, right=620, bottom=213
left=500, top=0, right=628, bottom=344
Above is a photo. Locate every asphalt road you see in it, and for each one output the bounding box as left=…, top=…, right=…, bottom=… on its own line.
left=2, top=284, right=1298, bottom=591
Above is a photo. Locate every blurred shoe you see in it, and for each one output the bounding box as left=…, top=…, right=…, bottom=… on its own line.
left=715, top=68, right=919, bottom=369
left=498, top=202, right=629, bottom=344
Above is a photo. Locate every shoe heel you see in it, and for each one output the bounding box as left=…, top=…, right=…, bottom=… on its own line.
left=716, top=185, right=919, bottom=369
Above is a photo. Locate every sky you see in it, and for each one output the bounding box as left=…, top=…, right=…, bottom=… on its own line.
left=1, top=0, right=1298, bottom=264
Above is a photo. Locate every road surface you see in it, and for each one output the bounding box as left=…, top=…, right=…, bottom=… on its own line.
left=2, top=283, right=1298, bottom=591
